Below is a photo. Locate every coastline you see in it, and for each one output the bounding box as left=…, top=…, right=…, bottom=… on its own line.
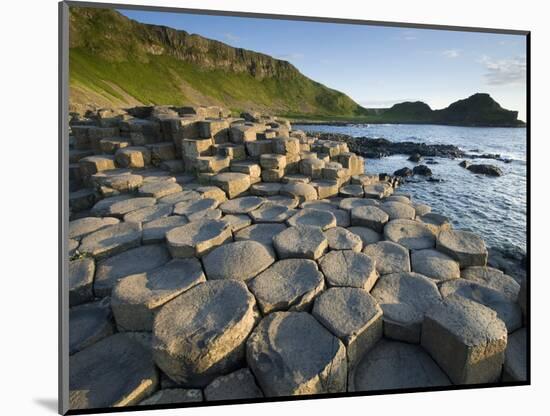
left=285, top=119, right=527, bottom=128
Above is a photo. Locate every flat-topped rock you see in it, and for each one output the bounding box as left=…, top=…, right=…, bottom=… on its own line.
left=220, top=196, right=264, bottom=214
left=115, top=146, right=151, bottom=168
left=210, top=172, right=251, bottom=199
left=339, top=197, right=378, bottom=211
left=93, top=196, right=157, bottom=218
left=352, top=340, right=451, bottom=392
left=94, top=244, right=171, bottom=297
left=371, top=272, right=442, bottom=343
left=363, top=183, right=392, bottom=199
left=300, top=201, right=350, bottom=227
left=348, top=226, right=382, bottom=246
left=320, top=250, right=378, bottom=290
left=280, top=182, right=318, bottom=203
left=286, top=208, right=337, bottom=230
left=439, top=279, right=522, bottom=333
left=414, top=203, right=432, bottom=217
left=437, top=230, right=488, bottom=267
left=111, top=258, right=206, bottom=331
left=351, top=206, right=389, bottom=232
left=273, top=225, right=328, bottom=260
left=138, top=181, right=182, bottom=199
left=265, top=194, right=299, bottom=208
left=411, top=249, right=460, bottom=281
left=379, top=201, right=416, bottom=220
left=221, top=214, right=252, bottom=232
left=139, top=389, right=203, bottom=405
left=250, top=182, right=282, bottom=196
left=461, top=266, right=520, bottom=301
left=166, top=218, right=232, bottom=258
left=339, top=184, right=364, bottom=198
left=249, top=259, right=325, bottom=314
left=234, top=223, right=287, bottom=246
left=69, top=217, right=120, bottom=240
left=324, top=227, right=363, bottom=251
left=78, top=222, right=142, bottom=260
left=202, top=240, right=275, bottom=281
left=69, top=298, right=114, bottom=355
left=246, top=312, right=347, bottom=396
left=503, top=328, right=527, bottom=381
left=312, top=287, right=382, bottom=368
left=195, top=186, right=227, bottom=203
left=249, top=202, right=296, bottom=223
left=152, top=280, right=257, bottom=386
left=123, top=204, right=173, bottom=224
left=173, top=198, right=219, bottom=219
left=79, top=155, right=116, bottom=176
left=418, top=213, right=452, bottom=234
left=384, top=219, right=435, bottom=250
left=204, top=368, right=264, bottom=401
left=362, top=241, right=411, bottom=275
left=142, top=215, right=188, bottom=244
left=157, top=190, right=202, bottom=206
left=421, top=294, right=507, bottom=384
left=69, top=333, right=158, bottom=409
left=69, top=258, right=95, bottom=306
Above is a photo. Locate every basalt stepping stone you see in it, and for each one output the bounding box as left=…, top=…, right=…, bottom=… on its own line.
left=384, top=219, right=435, bottom=250
left=371, top=272, right=442, bottom=343
left=204, top=368, right=264, bottom=401
left=79, top=222, right=142, bottom=260
left=92, top=197, right=157, bottom=218
left=411, top=249, right=460, bottom=281
left=203, top=240, right=276, bottom=281
left=92, top=172, right=143, bottom=192
left=139, top=389, right=203, bottom=405
left=112, top=259, right=206, bottom=331
left=437, top=230, right=488, bottom=267
left=123, top=204, right=173, bottom=224
left=280, top=182, right=318, bottom=203
left=351, top=206, right=389, bottom=232
left=418, top=213, right=452, bottom=234
left=246, top=312, right=347, bottom=396
left=234, top=223, right=287, bottom=246
left=221, top=214, right=252, bottom=233
left=249, top=259, right=325, bottom=314
left=94, top=244, right=171, bottom=297
left=69, top=298, right=114, bottom=355
left=249, top=203, right=296, bottom=223
left=186, top=208, right=222, bottom=222
left=385, top=195, right=411, bottom=204
left=325, top=227, right=363, bottom=251
left=195, top=186, right=227, bottom=203
left=362, top=241, right=411, bottom=275
left=166, top=218, right=232, bottom=258
left=138, top=181, right=182, bottom=199
left=265, top=194, right=299, bottom=208
left=173, top=198, right=219, bottom=218
left=210, top=172, right=251, bottom=199
left=69, top=333, right=159, bottom=409
left=379, top=201, right=416, bottom=220
left=79, top=155, right=117, bottom=177
left=320, top=250, right=378, bottom=290
left=89, top=195, right=132, bottom=216
left=339, top=197, right=378, bottom=211
left=273, top=225, right=328, bottom=260
left=339, top=184, right=364, bottom=198
left=461, top=266, right=520, bottom=301
left=69, top=258, right=95, bottom=306
left=69, top=239, right=79, bottom=257
left=300, top=200, right=333, bottom=210
left=115, top=146, right=151, bottom=168
left=286, top=208, right=337, bottom=230
left=220, top=196, right=264, bottom=214
left=363, top=183, right=392, bottom=199
left=421, top=294, right=507, bottom=384
left=439, top=279, right=522, bottom=333
left=312, top=287, right=383, bottom=369
left=250, top=182, right=282, bottom=196
left=142, top=216, right=189, bottom=244
left=503, top=328, right=527, bottom=381
left=283, top=174, right=311, bottom=184
left=300, top=201, right=350, bottom=227
left=69, top=217, right=120, bottom=240
left=414, top=203, right=432, bottom=217
left=157, top=190, right=202, bottom=206
left=152, top=280, right=258, bottom=386
left=352, top=340, right=451, bottom=392
left=348, top=226, right=382, bottom=246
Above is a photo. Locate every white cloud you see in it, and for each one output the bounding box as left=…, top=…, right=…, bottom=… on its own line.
left=480, top=55, right=526, bottom=85
left=442, top=49, right=460, bottom=58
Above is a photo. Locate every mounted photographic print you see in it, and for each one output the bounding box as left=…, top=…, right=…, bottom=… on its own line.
left=59, top=1, right=529, bottom=414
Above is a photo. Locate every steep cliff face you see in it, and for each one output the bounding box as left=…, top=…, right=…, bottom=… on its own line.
left=68, top=7, right=367, bottom=116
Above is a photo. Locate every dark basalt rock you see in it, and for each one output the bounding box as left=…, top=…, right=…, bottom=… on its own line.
left=394, top=167, right=413, bottom=177
left=459, top=160, right=471, bottom=169
left=408, top=153, right=423, bottom=162
left=467, top=164, right=503, bottom=177
left=413, top=165, right=433, bottom=176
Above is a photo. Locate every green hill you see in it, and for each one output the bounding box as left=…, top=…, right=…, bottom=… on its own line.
left=68, top=7, right=368, bottom=117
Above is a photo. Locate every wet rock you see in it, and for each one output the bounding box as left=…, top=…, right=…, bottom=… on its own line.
left=166, top=218, right=232, bottom=258
left=437, top=230, right=488, bottom=267
left=408, top=153, right=422, bottom=163
left=204, top=368, right=264, bottom=401
left=153, top=280, right=257, bottom=386
left=412, top=165, right=432, bottom=176
left=371, top=272, right=442, bottom=343
left=325, top=227, right=363, bottom=251
left=246, top=312, right=347, bottom=396
left=421, top=295, right=507, bottom=384
left=273, top=225, right=328, bottom=260
left=362, top=241, right=411, bottom=275
left=414, top=203, right=431, bottom=217
left=467, top=164, right=503, bottom=176
left=249, top=259, right=325, bottom=314
left=393, top=167, right=413, bottom=177
left=383, top=219, right=435, bottom=250
left=411, top=249, right=460, bottom=281
left=69, top=298, right=114, bottom=355
left=459, top=160, right=471, bottom=169
left=203, top=240, right=275, bottom=281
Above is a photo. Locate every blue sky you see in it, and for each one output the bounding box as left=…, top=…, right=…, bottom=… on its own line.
left=119, top=9, right=527, bottom=120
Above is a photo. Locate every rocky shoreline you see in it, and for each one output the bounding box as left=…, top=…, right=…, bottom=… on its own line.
left=67, top=105, right=527, bottom=410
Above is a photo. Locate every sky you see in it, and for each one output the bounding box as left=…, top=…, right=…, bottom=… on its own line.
left=119, top=9, right=527, bottom=121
